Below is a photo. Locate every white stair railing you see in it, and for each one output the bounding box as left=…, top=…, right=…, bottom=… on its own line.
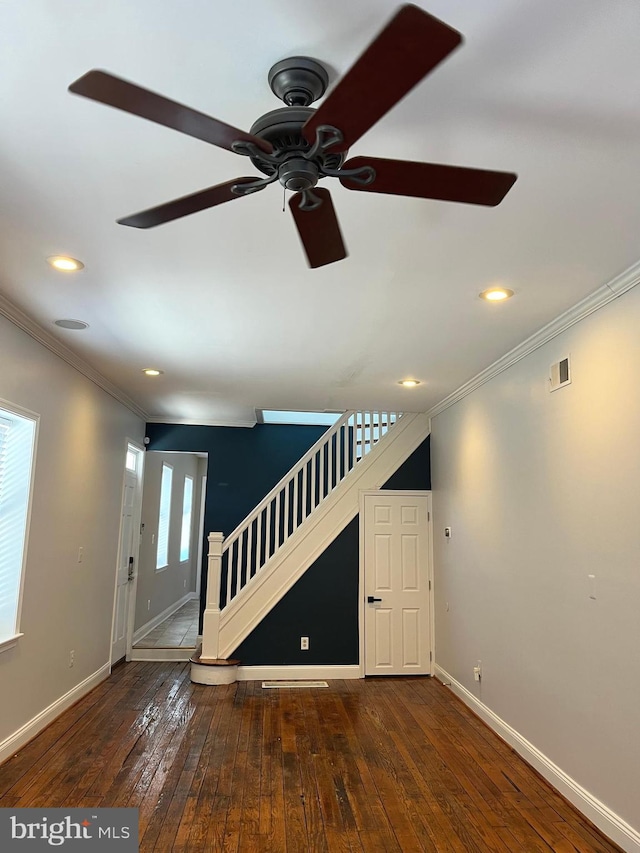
left=220, top=411, right=402, bottom=609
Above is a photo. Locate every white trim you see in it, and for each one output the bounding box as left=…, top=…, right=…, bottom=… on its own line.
left=130, top=647, right=194, bottom=662
left=434, top=665, right=640, bottom=853
left=0, top=397, right=40, bottom=649
left=427, top=258, right=640, bottom=420
left=359, top=490, right=433, bottom=678
left=0, top=293, right=148, bottom=420
left=0, top=633, right=24, bottom=654
left=195, top=474, right=207, bottom=599
left=0, top=663, right=110, bottom=767
left=113, top=439, right=145, bottom=665
left=191, top=662, right=238, bottom=684
left=132, top=591, right=197, bottom=645
left=146, top=416, right=256, bottom=428
left=237, top=664, right=361, bottom=681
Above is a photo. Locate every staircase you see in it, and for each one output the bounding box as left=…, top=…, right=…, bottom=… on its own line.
left=191, top=409, right=430, bottom=683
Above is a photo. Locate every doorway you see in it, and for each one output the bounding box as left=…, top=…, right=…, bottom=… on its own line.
left=360, top=490, right=432, bottom=676
left=131, top=450, right=207, bottom=655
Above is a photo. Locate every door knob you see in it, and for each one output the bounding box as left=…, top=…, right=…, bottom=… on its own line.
left=367, top=595, right=382, bottom=603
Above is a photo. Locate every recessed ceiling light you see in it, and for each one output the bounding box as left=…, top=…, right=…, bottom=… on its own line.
left=479, top=287, right=514, bottom=302
left=47, top=256, right=85, bottom=272
left=142, top=368, right=164, bottom=376
left=398, top=379, right=421, bottom=387
left=54, top=319, right=89, bottom=330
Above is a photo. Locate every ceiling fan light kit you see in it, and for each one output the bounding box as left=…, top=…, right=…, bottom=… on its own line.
left=68, top=4, right=517, bottom=268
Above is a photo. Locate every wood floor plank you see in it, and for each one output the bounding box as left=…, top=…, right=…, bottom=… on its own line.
left=0, top=667, right=625, bottom=853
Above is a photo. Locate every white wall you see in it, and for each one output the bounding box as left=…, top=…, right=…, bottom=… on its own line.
left=134, top=451, right=201, bottom=632
left=0, top=313, right=144, bottom=750
left=431, top=283, right=640, bottom=841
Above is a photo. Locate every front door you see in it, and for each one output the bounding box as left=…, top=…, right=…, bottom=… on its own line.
left=363, top=492, right=431, bottom=675
left=111, top=445, right=143, bottom=664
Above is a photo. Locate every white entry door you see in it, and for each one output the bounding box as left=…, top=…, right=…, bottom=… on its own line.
left=112, top=445, right=143, bottom=663
left=363, top=492, right=431, bottom=675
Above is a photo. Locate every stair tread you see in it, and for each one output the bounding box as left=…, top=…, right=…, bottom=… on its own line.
left=190, top=646, right=240, bottom=666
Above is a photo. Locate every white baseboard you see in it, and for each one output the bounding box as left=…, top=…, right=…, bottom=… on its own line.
left=132, top=592, right=197, bottom=645
left=237, top=664, right=361, bottom=681
left=0, top=663, right=111, bottom=767
left=129, top=647, right=194, bottom=662
left=434, top=665, right=640, bottom=853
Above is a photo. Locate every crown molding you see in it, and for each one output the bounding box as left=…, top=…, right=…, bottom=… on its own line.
left=0, top=293, right=149, bottom=421
left=145, top=416, right=257, bottom=428
left=427, top=259, right=640, bottom=420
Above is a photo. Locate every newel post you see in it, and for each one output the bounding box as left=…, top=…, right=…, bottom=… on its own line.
left=201, top=532, right=224, bottom=660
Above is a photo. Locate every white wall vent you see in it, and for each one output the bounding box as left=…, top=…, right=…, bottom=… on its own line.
left=549, top=355, right=571, bottom=392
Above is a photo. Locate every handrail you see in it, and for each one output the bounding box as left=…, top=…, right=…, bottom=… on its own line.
left=223, top=411, right=353, bottom=549
left=220, top=410, right=403, bottom=607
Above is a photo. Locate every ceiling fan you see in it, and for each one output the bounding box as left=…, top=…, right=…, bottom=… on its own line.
left=69, top=4, right=517, bottom=269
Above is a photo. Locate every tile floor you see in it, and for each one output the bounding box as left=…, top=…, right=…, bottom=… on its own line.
left=133, top=598, right=199, bottom=648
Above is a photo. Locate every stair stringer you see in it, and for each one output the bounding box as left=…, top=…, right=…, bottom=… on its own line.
left=218, top=412, right=430, bottom=658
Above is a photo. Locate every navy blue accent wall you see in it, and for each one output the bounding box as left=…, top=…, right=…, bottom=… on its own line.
left=145, top=422, right=327, bottom=537
left=382, top=435, right=431, bottom=489
left=232, top=517, right=360, bottom=665
left=144, top=422, right=328, bottom=622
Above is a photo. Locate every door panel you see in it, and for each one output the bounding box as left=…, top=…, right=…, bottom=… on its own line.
left=375, top=608, right=393, bottom=667
left=364, top=493, right=430, bottom=675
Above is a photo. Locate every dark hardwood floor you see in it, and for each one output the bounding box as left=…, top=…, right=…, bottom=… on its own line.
left=0, top=663, right=622, bottom=852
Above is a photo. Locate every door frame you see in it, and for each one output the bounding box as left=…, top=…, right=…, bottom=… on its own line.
left=358, top=489, right=433, bottom=678
left=110, top=439, right=145, bottom=667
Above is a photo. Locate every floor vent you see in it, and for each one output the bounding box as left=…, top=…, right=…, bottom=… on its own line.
left=262, top=680, right=329, bottom=689
left=549, top=355, right=571, bottom=391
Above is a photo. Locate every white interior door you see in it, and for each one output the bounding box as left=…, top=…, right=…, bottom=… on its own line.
left=112, top=445, right=143, bottom=663
left=363, top=492, right=431, bottom=675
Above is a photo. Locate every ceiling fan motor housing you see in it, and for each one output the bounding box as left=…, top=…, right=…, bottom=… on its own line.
left=278, top=157, right=319, bottom=191
left=249, top=106, right=345, bottom=183
left=268, top=56, right=328, bottom=107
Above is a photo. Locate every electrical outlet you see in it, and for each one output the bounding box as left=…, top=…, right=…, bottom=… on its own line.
left=300, top=636, right=309, bottom=650
left=69, top=650, right=75, bottom=668
left=77, top=547, right=83, bottom=563
left=473, top=660, right=482, bottom=682
left=147, top=599, right=151, bottom=611
left=183, top=579, right=187, bottom=589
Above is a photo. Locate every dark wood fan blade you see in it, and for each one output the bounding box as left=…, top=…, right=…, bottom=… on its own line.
left=117, top=178, right=256, bottom=228
left=303, top=5, right=462, bottom=152
left=340, top=157, right=517, bottom=206
left=289, top=188, right=347, bottom=268
left=69, top=70, right=272, bottom=154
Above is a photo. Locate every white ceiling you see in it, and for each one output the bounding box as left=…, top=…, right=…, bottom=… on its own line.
left=1, top=0, right=639, bottom=425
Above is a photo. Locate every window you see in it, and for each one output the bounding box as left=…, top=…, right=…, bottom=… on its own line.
left=156, top=463, right=173, bottom=569
left=125, top=448, right=137, bottom=471
left=180, top=475, right=193, bottom=562
left=258, top=410, right=342, bottom=426
left=0, top=402, right=37, bottom=651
